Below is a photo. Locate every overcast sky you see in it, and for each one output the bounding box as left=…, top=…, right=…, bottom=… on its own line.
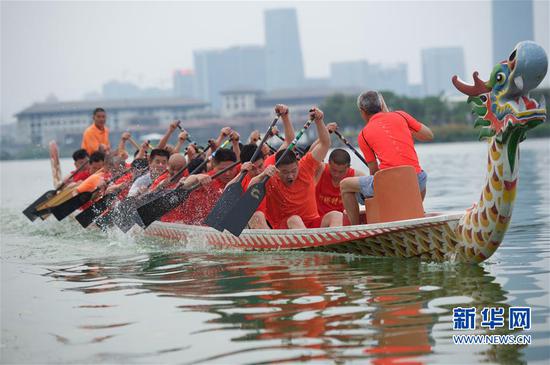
left=1, top=0, right=548, bottom=124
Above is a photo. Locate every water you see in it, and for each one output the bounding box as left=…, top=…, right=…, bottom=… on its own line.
left=1, top=139, right=549, bottom=364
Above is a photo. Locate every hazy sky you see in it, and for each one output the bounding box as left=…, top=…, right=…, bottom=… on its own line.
left=1, top=0, right=548, bottom=124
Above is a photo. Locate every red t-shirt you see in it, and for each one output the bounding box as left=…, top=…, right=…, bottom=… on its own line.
left=315, top=164, right=355, bottom=216
left=265, top=153, right=320, bottom=229
left=161, top=170, right=225, bottom=224
left=114, top=172, right=134, bottom=200
left=71, top=169, right=91, bottom=183
left=358, top=111, right=423, bottom=173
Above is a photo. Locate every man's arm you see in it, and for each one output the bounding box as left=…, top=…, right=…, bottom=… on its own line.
left=412, top=124, right=434, bottom=142
left=274, top=104, right=294, bottom=151
left=172, top=130, right=189, bottom=154
left=117, top=132, right=131, bottom=155
left=309, top=107, right=330, bottom=163
left=158, top=121, right=180, bottom=150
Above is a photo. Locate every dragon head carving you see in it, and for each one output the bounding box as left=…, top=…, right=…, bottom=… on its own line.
left=452, top=41, right=547, bottom=171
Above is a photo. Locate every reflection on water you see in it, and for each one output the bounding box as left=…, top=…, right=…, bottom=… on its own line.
left=43, top=253, right=527, bottom=364
left=1, top=140, right=549, bottom=364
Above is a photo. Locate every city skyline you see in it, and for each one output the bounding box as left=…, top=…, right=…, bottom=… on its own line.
left=2, top=1, right=548, bottom=124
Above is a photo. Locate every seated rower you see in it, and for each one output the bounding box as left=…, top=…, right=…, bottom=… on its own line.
left=315, top=148, right=364, bottom=216
left=149, top=154, right=187, bottom=191
left=340, top=91, right=433, bottom=225
left=127, top=148, right=170, bottom=198
left=75, top=154, right=125, bottom=207
left=62, top=149, right=90, bottom=185
left=165, top=149, right=239, bottom=225
left=248, top=107, right=343, bottom=229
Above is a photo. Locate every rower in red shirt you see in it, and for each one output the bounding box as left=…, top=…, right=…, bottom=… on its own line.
left=340, top=91, right=434, bottom=225
left=315, top=148, right=363, bottom=216
left=163, top=148, right=239, bottom=225
left=62, top=149, right=91, bottom=185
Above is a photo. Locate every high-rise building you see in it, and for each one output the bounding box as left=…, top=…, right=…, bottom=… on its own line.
left=330, top=60, right=369, bottom=88
left=173, top=69, right=196, bottom=98
left=194, top=45, right=266, bottom=109
left=264, top=8, right=304, bottom=91
left=492, top=0, right=534, bottom=63
left=421, top=47, right=465, bottom=96
left=329, top=60, right=409, bottom=96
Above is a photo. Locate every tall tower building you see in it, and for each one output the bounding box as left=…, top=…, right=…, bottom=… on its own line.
left=421, top=47, right=465, bottom=96
left=264, top=8, right=304, bottom=91
left=492, top=0, right=534, bottom=63
left=194, top=46, right=266, bottom=108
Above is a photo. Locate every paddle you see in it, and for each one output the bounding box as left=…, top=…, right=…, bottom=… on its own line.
left=137, top=160, right=241, bottom=228
left=112, top=140, right=221, bottom=232
left=204, top=117, right=280, bottom=231
left=74, top=165, right=150, bottom=228
left=22, top=161, right=89, bottom=221
left=273, top=132, right=306, bottom=156
left=332, top=130, right=370, bottom=168
left=221, top=118, right=314, bottom=236
left=50, top=167, right=133, bottom=221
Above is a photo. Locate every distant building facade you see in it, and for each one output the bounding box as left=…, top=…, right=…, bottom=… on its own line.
left=264, top=8, right=305, bottom=91
left=330, top=60, right=409, bottom=96
left=421, top=47, right=465, bottom=96
left=16, top=98, right=209, bottom=146
left=492, top=0, right=534, bottom=63
left=194, top=45, right=266, bottom=109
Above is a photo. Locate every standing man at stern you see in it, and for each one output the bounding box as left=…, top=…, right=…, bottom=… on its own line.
left=82, top=107, right=110, bottom=155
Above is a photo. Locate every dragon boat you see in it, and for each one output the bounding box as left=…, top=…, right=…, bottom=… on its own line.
left=142, top=41, right=547, bottom=264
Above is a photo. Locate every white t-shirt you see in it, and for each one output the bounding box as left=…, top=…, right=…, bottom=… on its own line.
left=128, top=173, right=152, bottom=197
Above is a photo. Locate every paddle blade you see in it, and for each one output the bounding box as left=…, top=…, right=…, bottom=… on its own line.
left=22, top=190, right=56, bottom=221
left=204, top=182, right=243, bottom=231
left=221, top=182, right=266, bottom=236
left=75, top=193, right=117, bottom=228
left=51, top=192, right=93, bottom=221
left=137, top=188, right=191, bottom=228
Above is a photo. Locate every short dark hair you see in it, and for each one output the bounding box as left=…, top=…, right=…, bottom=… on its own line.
left=149, top=148, right=170, bottom=161
left=72, top=149, right=89, bottom=161
left=240, top=143, right=264, bottom=163
left=213, top=148, right=237, bottom=163
left=93, top=107, right=105, bottom=116
left=187, top=157, right=206, bottom=174
left=89, top=151, right=105, bottom=163
left=275, top=149, right=298, bottom=166
left=329, top=149, right=351, bottom=165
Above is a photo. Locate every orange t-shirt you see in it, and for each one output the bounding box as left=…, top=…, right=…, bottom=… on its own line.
left=265, top=153, right=320, bottom=229
left=81, top=123, right=110, bottom=155
left=77, top=172, right=108, bottom=193
left=315, top=164, right=355, bottom=216
left=357, top=111, right=423, bottom=173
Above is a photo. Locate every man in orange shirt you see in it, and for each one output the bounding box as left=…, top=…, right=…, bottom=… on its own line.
left=340, top=91, right=434, bottom=225
left=249, top=107, right=342, bottom=229
left=81, top=107, right=110, bottom=155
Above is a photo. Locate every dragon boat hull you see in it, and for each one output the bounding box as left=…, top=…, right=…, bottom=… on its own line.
left=144, top=212, right=468, bottom=263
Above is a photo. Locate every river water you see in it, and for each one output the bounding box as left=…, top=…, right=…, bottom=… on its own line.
left=1, top=139, right=549, bottom=364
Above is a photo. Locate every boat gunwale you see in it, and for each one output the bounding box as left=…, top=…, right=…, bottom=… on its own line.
left=145, top=211, right=464, bottom=237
